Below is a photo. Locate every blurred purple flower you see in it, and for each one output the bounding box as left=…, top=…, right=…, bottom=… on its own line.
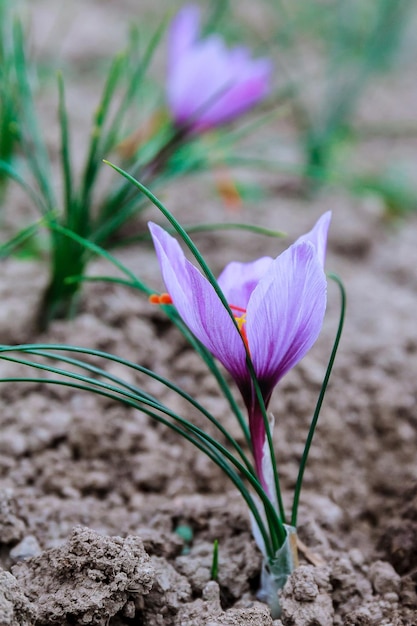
left=166, top=4, right=272, bottom=133
left=149, top=213, right=330, bottom=491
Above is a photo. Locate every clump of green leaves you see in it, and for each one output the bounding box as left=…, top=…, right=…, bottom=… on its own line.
left=1, top=17, right=176, bottom=326
left=297, top=0, right=413, bottom=190
left=0, top=6, right=277, bottom=328
left=230, top=0, right=413, bottom=192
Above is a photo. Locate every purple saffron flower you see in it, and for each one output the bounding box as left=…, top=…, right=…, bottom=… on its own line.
left=167, top=4, right=272, bottom=133
left=149, top=213, right=330, bottom=492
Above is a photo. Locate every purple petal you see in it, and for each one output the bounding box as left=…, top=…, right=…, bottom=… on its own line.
left=148, top=222, right=248, bottom=383
left=198, top=57, right=272, bottom=128
left=217, top=257, right=273, bottom=309
left=166, top=5, right=272, bottom=131
left=295, top=211, right=331, bottom=267
left=168, top=4, right=200, bottom=70
left=246, top=241, right=327, bottom=394
left=167, top=35, right=232, bottom=127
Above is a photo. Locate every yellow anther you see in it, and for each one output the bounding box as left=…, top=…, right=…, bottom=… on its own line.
left=234, top=313, right=247, bottom=331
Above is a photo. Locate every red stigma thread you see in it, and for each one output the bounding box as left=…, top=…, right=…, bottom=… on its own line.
left=229, top=304, right=246, bottom=314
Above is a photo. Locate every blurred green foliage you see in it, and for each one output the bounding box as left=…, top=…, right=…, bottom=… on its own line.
left=0, top=0, right=20, bottom=199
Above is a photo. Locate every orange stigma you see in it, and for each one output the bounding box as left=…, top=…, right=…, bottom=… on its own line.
left=215, top=169, right=242, bottom=213
left=230, top=304, right=249, bottom=351
left=149, top=292, right=173, bottom=305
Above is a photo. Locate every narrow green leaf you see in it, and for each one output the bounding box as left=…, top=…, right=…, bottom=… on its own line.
left=0, top=220, right=41, bottom=259
left=210, top=540, right=219, bottom=581
left=0, top=344, right=279, bottom=557
left=57, top=72, right=73, bottom=219
left=291, top=273, right=346, bottom=527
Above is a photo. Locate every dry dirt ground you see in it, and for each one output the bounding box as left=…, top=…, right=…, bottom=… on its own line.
left=1, top=2, right=417, bottom=625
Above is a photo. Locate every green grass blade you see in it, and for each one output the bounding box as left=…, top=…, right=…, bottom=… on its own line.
left=0, top=345, right=279, bottom=556
left=102, top=18, right=168, bottom=155
left=3, top=343, right=254, bottom=472
left=291, top=273, right=346, bottom=527
left=0, top=219, right=41, bottom=259
left=79, top=53, right=126, bottom=209
left=210, top=539, right=219, bottom=580
left=0, top=160, right=48, bottom=212
left=117, top=221, right=285, bottom=246
left=57, top=72, right=73, bottom=218
left=12, top=19, right=56, bottom=211
left=49, top=221, right=152, bottom=294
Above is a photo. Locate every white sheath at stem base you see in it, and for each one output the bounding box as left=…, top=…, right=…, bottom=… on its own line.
left=257, top=525, right=298, bottom=619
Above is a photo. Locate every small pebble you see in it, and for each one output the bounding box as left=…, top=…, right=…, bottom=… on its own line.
left=382, top=592, right=399, bottom=603
left=10, top=535, right=42, bottom=561
left=369, top=560, right=401, bottom=595
left=349, top=548, right=365, bottom=567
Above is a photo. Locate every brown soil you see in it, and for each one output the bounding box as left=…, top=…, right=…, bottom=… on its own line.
left=1, top=2, right=417, bottom=625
